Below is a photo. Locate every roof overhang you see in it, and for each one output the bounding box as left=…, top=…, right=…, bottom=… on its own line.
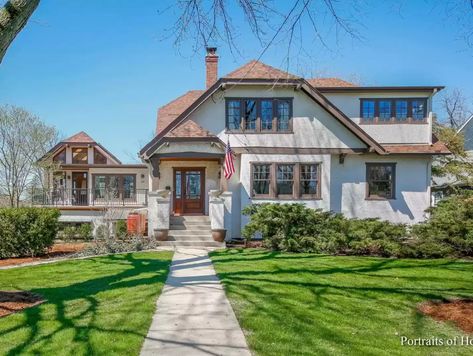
left=317, top=86, right=445, bottom=93
left=140, top=77, right=388, bottom=158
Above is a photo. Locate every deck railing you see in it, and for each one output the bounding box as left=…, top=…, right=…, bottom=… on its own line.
left=31, top=188, right=148, bottom=207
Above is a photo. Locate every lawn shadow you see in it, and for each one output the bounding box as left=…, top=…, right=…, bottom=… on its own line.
left=0, top=252, right=171, bottom=355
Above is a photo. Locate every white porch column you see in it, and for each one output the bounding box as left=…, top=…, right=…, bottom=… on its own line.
left=209, top=190, right=232, bottom=241
left=148, top=190, right=171, bottom=238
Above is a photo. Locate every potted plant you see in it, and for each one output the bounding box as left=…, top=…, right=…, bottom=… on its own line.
left=212, top=229, right=226, bottom=242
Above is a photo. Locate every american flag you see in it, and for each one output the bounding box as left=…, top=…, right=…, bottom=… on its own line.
left=224, top=139, right=235, bottom=180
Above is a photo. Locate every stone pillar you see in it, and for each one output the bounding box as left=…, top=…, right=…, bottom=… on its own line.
left=209, top=190, right=232, bottom=241
left=148, top=190, right=171, bottom=238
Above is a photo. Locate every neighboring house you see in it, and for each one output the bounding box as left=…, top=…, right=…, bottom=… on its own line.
left=35, top=132, right=148, bottom=222
left=139, top=47, right=449, bottom=239
left=431, top=114, right=473, bottom=204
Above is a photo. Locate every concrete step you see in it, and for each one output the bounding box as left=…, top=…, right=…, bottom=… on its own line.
left=169, top=229, right=212, bottom=236
left=168, top=235, right=214, bottom=242
left=170, top=216, right=210, bottom=223
left=157, top=240, right=225, bottom=248
left=169, top=224, right=211, bottom=230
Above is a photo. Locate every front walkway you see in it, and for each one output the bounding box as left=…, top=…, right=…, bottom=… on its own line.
left=141, top=248, right=251, bottom=356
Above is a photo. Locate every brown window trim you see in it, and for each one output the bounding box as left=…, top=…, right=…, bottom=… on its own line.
left=359, top=98, right=428, bottom=124
left=93, top=148, right=107, bottom=164
left=250, top=162, right=322, bottom=200
left=365, top=163, right=396, bottom=200
left=225, top=97, right=294, bottom=134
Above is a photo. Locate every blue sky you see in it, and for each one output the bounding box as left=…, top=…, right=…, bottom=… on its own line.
left=1, top=0, right=472, bottom=162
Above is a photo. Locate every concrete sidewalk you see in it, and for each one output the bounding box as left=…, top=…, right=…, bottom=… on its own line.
left=141, top=248, right=251, bottom=356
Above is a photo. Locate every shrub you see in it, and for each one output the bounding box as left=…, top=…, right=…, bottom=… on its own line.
left=410, top=191, right=473, bottom=257
left=242, top=203, right=407, bottom=256
left=115, top=220, right=128, bottom=239
left=0, top=207, right=60, bottom=258
left=59, top=223, right=92, bottom=241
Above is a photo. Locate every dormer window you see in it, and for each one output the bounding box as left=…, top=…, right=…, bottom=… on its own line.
left=94, top=148, right=107, bottom=164
left=226, top=98, right=293, bottom=133
left=360, top=98, right=428, bottom=124
left=72, top=147, right=88, bottom=164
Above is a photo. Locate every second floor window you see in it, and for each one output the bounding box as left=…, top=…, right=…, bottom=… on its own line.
left=53, top=149, right=66, bottom=164
left=226, top=98, right=293, bottom=132
left=360, top=98, right=428, bottom=123
left=72, top=147, right=88, bottom=164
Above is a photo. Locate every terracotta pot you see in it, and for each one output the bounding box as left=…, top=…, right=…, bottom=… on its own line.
left=155, top=229, right=169, bottom=241
left=212, top=229, right=226, bottom=242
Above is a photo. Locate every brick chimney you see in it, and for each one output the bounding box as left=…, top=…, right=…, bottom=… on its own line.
left=205, top=47, right=218, bottom=88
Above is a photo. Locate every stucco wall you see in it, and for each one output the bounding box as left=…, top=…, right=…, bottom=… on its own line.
left=324, top=91, right=433, bottom=144
left=233, top=153, right=431, bottom=236
left=188, top=86, right=367, bottom=149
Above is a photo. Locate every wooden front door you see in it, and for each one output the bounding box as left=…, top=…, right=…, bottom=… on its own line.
left=173, top=168, right=205, bottom=215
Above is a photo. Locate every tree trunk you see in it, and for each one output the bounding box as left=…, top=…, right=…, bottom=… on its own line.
left=0, top=0, right=40, bottom=64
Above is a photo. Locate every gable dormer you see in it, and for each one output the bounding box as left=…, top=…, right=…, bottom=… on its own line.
left=41, top=131, right=121, bottom=166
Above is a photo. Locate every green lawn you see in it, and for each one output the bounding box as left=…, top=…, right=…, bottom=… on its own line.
left=210, top=249, right=473, bottom=356
left=0, top=251, right=173, bottom=355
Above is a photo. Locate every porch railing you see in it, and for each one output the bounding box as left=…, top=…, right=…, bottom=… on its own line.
left=31, top=188, right=148, bottom=207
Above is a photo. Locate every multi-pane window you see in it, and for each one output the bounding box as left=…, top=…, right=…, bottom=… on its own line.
left=226, top=98, right=292, bottom=132
left=93, top=174, right=136, bottom=199
left=94, top=149, right=107, bottom=164
left=361, top=100, right=375, bottom=120
left=227, top=100, right=241, bottom=130
left=395, top=100, right=408, bottom=120
left=360, top=98, right=428, bottom=123
left=412, top=100, right=426, bottom=120
left=251, top=162, right=321, bottom=199
left=252, top=164, right=271, bottom=196
left=277, top=164, right=294, bottom=195
left=366, top=163, right=395, bottom=199
left=244, top=100, right=257, bottom=130
left=300, top=164, right=319, bottom=196
left=72, top=147, right=88, bottom=164
left=277, top=100, right=291, bottom=131
left=378, top=100, right=392, bottom=120
left=261, top=100, right=273, bottom=131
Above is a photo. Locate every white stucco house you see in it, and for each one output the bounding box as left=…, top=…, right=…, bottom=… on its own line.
left=139, top=47, right=450, bottom=240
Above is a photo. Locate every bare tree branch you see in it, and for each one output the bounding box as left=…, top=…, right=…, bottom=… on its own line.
left=0, top=0, right=40, bottom=64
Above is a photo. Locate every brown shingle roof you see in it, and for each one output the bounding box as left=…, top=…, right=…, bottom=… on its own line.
left=224, top=60, right=300, bottom=80
left=383, top=141, right=450, bottom=155
left=63, top=131, right=95, bottom=143
left=156, top=90, right=205, bottom=134
left=307, top=78, right=355, bottom=87
left=165, top=119, right=216, bottom=138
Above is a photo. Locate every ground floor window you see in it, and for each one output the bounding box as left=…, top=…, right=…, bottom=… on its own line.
left=366, top=163, right=396, bottom=199
left=93, top=174, right=136, bottom=199
left=251, top=162, right=321, bottom=199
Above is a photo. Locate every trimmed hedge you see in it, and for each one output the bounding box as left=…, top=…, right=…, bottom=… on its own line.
left=0, top=207, right=60, bottom=258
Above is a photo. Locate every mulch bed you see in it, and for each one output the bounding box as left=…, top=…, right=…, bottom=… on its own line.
left=226, top=240, right=264, bottom=248
left=0, top=291, right=45, bottom=318
left=419, top=299, right=473, bottom=333
left=0, top=243, right=88, bottom=267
